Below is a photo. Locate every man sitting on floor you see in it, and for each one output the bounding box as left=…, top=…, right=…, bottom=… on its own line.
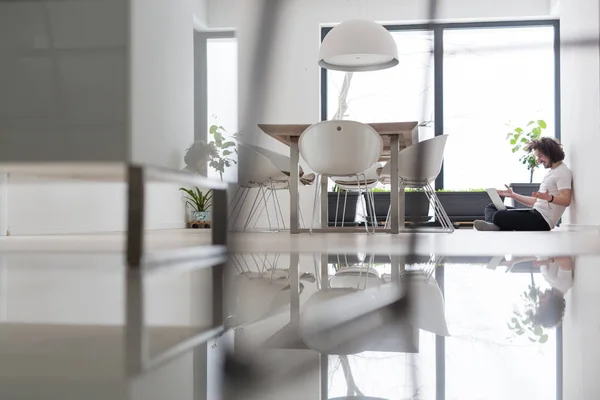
left=474, top=137, right=573, bottom=231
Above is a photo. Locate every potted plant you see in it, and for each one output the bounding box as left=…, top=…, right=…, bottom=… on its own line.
left=180, top=187, right=213, bottom=227
left=507, top=273, right=549, bottom=344
left=328, top=185, right=360, bottom=225
left=436, top=188, right=497, bottom=222
left=506, top=120, right=546, bottom=207
left=183, top=123, right=240, bottom=180
left=362, top=187, right=430, bottom=223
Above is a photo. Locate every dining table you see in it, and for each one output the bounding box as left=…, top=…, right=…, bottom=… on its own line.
left=258, top=121, right=420, bottom=234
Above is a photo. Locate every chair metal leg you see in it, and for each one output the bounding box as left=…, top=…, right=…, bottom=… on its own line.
left=424, top=182, right=454, bottom=233
left=310, top=175, right=321, bottom=234
left=251, top=188, right=274, bottom=229
left=272, top=185, right=287, bottom=230
left=341, top=190, right=348, bottom=227
left=335, top=189, right=341, bottom=227
left=268, top=181, right=282, bottom=231
left=243, top=187, right=265, bottom=230
left=230, top=187, right=250, bottom=229
left=355, top=175, right=370, bottom=234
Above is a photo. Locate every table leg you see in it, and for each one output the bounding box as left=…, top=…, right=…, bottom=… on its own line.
left=320, top=174, right=328, bottom=229
left=390, top=136, right=400, bottom=234
left=290, top=138, right=300, bottom=234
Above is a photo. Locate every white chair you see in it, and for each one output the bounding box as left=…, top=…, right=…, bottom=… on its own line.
left=232, top=143, right=314, bottom=230
left=379, top=135, right=453, bottom=232
left=242, top=142, right=316, bottom=186
left=229, top=144, right=290, bottom=231
left=299, top=120, right=383, bottom=233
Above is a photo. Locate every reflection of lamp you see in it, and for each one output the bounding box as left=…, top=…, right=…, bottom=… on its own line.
left=319, top=19, right=399, bottom=72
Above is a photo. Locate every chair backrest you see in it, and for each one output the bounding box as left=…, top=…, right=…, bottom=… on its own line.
left=243, top=143, right=304, bottom=176
left=380, top=135, right=448, bottom=184
left=237, top=143, right=289, bottom=185
left=299, top=120, right=383, bottom=176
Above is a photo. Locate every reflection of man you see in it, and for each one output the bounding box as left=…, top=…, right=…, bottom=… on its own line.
left=491, top=255, right=573, bottom=328
left=532, top=256, right=573, bottom=328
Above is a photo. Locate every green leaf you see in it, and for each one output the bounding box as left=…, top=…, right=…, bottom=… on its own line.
left=521, top=138, right=528, bottom=143
left=527, top=120, right=535, bottom=126
left=512, top=148, right=518, bottom=153
left=218, top=126, right=225, bottom=131
left=539, top=334, right=549, bottom=344
left=511, top=317, right=518, bottom=324
left=534, top=325, right=543, bottom=335
left=223, top=150, right=232, bottom=156
left=517, top=330, right=525, bottom=335
left=209, top=125, right=218, bottom=134
left=510, top=139, right=517, bottom=145
left=528, top=337, right=537, bottom=343
left=538, top=120, right=547, bottom=129
left=532, top=127, right=541, bottom=136
left=214, top=131, right=224, bottom=143
left=222, top=141, right=236, bottom=148
left=515, top=127, right=524, bottom=133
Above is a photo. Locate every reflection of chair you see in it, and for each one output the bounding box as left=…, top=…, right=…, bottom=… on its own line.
left=299, top=120, right=383, bottom=233
left=380, top=135, right=453, bottom=232
left=405, top=274, right=450, bottom=336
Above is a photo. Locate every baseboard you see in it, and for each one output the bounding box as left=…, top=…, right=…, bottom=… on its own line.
left=7, top=221, right=187, bottom=236
left=556, top=224, right=600, bottom=232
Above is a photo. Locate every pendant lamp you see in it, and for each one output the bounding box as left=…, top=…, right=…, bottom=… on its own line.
left=319, top=19, right=399, bottom=72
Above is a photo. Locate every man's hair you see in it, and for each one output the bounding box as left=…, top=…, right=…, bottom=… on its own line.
left=526, top=137, right=565, bottom=164
left=533, top=289, right=566, bottom=328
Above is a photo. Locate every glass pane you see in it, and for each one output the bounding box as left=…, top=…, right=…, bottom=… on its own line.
left=443, top=27, right=555, bottom=190
left=445, top=263, right=556, bottom=400
left=326, top=30, right=435, bottom=141
left=207, top=38, right=238, bottom=183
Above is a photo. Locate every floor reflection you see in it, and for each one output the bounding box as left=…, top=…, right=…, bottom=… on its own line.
left=224, top=252, right=577, bottom=400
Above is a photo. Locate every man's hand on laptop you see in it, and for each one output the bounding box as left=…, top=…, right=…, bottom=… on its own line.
left=497, top=184, right=514, bottom=198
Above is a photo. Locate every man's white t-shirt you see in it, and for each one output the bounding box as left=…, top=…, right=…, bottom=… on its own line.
left=533, top=163, right=573, bottom=229
left=537, top=258, right=573, bottom=294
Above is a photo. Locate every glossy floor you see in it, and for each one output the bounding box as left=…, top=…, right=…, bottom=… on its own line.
left=0, top=230, right=598, bottom=399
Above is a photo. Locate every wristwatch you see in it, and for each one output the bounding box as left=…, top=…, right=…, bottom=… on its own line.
left=550, top=195, right=554, bottom=203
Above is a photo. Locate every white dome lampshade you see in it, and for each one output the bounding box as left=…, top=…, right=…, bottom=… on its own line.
left=319, top=19, right=399, bottom=72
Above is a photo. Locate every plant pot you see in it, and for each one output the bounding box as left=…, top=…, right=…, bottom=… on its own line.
left=191, top=211, right=210, bottom=222
left=436, top=191, right=494, bottom=221
left=328, top=192, right=360, bottom=224
left=509, top=183, right=541, bottom=209
left=363, top=192, right=430, bottom=222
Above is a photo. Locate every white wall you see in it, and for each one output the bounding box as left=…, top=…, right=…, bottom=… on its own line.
left=194, top=0, right=209, bottom=27
left=209, top=0, right=552, bottom=228
left=5, top=0, right=197, bottom=235
left=558, top=0, right=600, bottom=227
left=563, top=256, right=600, bottom=399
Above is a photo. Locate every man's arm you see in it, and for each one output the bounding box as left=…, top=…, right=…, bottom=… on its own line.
left=533, top=189, right=572, bottom=207
left=497, top=184, right=537, bottom=207
left=511, top=192, right=538, bottom=207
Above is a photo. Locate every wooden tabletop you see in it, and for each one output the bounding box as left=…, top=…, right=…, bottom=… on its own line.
left=258, top=121, right=419, bottom=152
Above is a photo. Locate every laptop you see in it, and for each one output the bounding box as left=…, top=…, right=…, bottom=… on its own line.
left=486, top=188, right=507, bottom=211
left=486, top=188, right=534, bottom=212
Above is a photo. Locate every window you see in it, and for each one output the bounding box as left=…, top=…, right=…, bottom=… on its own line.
left=322, top=21, right=559, bottom=191
left=206, top=37, right=238, bottom=183
left=443, top=27, right=555, bottom=189
left=326, top=30, right=435, bottom=143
